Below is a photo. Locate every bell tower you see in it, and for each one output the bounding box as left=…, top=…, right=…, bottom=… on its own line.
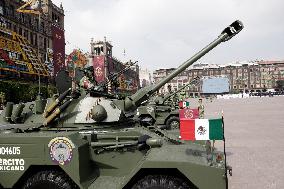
left=91, top=37, right=112, bottom=57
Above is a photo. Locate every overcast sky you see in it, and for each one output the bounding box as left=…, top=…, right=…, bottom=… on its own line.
left=52, top=0, right=284, bottom=71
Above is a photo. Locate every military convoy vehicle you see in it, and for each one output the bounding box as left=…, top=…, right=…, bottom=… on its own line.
left=137, top=77, right=200, bottom=129
left=0, top=20, right=243, bottom=189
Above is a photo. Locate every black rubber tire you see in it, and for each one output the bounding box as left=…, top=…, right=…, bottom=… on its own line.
left=22, top=170, right=75, bottom=189
left=131, top=175, right=191, bottom=189
left=166, top=116, right=180, bottom=130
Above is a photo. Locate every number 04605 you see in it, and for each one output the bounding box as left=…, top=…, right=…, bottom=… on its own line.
left=0, top=147, right=21, bottom=155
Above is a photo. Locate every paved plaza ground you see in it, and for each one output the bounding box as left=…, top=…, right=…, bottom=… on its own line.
left=199, top=96, right=284, bottom=189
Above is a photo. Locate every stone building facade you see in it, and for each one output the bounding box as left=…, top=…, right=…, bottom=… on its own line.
left=0, top=0, right=64, bottom=79
left=153, top=60, right=284, bottom=96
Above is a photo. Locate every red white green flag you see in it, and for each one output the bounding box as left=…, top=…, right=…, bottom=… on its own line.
left=179, top=101, right=190, bottom=109
left=180, top=118, right=223, bottom=140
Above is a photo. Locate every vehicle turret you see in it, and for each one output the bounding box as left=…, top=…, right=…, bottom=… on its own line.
left=0, top=20, right=243, bottom=127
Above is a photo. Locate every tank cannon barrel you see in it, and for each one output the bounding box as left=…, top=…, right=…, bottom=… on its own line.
left=125, top=20, right=243, bottom=111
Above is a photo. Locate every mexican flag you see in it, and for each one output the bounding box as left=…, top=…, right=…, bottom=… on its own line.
left=179, top=101, right=190, bottom=108
left=180, top=118, right=223, bottom=140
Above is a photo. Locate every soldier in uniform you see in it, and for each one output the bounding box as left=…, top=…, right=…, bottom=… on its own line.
left=172, top=88, right=179, bottom=108
left=167, top=85, right=179, bottom=109
left=198, top=98, right=205, bottom=118
left=79, top=67, right=96, bottom=89
left=179, top=88, right=186, bottom=101
left=166, top=85, right=174, bottom=105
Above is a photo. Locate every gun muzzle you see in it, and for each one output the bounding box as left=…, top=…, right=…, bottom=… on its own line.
left=221, top=20, right=244, bottom=42
left=44, top=99, right=72, bottom=126
left=43, top=88, right=71, bottom=118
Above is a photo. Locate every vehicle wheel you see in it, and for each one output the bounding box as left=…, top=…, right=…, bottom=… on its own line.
left=22, top=170, right=75, bottom=189
left=166, top=116, right=180, bottom=130
left=132, top=175, right=190, bottom=189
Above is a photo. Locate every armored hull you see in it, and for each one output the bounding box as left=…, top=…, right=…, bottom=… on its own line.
left=0, top=127, right=227, bottom=189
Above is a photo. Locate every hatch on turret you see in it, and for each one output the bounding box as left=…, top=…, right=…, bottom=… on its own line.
left=74, top=97, right=122, bottom=123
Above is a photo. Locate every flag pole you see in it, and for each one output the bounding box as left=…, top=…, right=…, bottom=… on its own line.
left=222, top=115, right=229, bottom=189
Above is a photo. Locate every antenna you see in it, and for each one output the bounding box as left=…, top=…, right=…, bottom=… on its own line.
left=123, top=49, right=126, bottom=63
left=123, top=49, right=126, bottom=57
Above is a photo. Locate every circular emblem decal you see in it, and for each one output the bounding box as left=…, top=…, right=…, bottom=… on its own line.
left=48, top=137, right=75, bottom=165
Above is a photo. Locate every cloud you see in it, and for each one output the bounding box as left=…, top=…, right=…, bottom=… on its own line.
left=52, top=0, right=284, bottom=70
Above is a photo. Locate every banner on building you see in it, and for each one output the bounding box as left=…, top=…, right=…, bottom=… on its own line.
left=93, top=56, right=105, bottom=83
left=52, top=25, right=65, bottom=76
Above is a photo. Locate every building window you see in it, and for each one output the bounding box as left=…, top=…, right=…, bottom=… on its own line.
left=21, top=13, right=25, bottom=22
left=251, top=85, right=254, bottom=88
left=234, top=85, right=237, bottom=89
left=39, top=36, right=43, bottom=48
left=35, top=18, right=39, bottom=30
left=35, top=35, right=38, bottom=46
left=30, top=32, right=33, bottom=45
left=19, top=27, right=22, bottom=35
left=6, top=22, right=12, bottom=29
left=40, top=21, right=44, bottom=32
left=44, top=38, right=47, bottom=49
left=24, top=30, right=28, bottom=39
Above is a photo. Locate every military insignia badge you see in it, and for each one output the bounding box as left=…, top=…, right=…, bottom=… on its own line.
left=48, top=137, right=75, bottom=165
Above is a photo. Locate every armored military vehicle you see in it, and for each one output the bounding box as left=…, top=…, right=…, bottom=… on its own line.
left=137, top=77, right=200, bottom=129
left=0, top=20, right=243, bottom=189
